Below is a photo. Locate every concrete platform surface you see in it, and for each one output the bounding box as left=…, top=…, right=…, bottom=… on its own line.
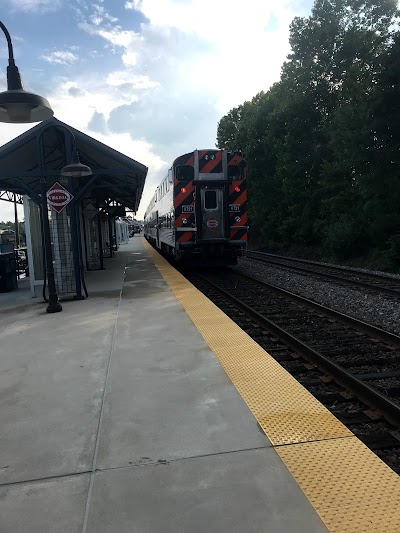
left=0, top=237, right=328, bottom=532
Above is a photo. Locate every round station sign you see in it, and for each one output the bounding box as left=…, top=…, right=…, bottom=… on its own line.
left=46, top=182, right=74, bottom=213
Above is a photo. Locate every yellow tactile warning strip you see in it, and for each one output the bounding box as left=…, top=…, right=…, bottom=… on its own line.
left=277, top=439, right=400, bottom=532
left=143, top=240, right=400, bottom=532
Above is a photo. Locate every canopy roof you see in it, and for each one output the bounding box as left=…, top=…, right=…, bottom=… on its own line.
left=0, top=117, right=148, bottom=212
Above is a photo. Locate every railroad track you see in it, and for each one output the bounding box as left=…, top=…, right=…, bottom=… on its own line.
left=245, top=250, right=400, bottom=297
left=186, top=268, right=400, bottom=474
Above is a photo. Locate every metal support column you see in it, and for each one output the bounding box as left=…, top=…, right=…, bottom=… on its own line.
left=113, top=217, right=117, bottom=251
left=13, top=193, right=19, bottom=248
left=96, top=197, right=104, bottom=270
left=108, top=208, right=114, bottom=258
left=81, top=207, right=90, bottom=271
left=68, top=177, right=83, bottom=299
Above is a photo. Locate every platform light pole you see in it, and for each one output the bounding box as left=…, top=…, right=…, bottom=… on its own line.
left=39, top=125, right=92, bottom=313
left=0, top=21, right=53, bottom=122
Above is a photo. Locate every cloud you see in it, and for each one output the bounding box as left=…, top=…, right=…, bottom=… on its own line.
left=0, top=123, right=32, bottom=222
left=123, top=0, right=303, bottom=111
left=87, top=111, right=108, bottom=134
left=125, top=1, right=141, bottom=9
left=0, top=201, right=24, bottom=224
left=1, top=0, right=314, bottom=220
left=73, top=1, right=305, bottom=216
left=47, top=78, right=133, bottom=128
left=68, top=86, right=85, bottom=97
left=0, top=124, right=32, bottom=152
left=90, top=3, right=118, bottom=25
left=7, top=0, right=61, bottom=12
left=106, top=72, right=159, bottom=89
left=79, top=25, right=141, bottom=48
left=81, top=128, right=167, bottom=217
left=82, top=1, right=303, bottom=114
left=40, top=51, right=79, bottom=65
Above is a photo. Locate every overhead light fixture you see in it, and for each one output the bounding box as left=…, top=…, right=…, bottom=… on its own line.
left=0, top=21, right=53, bottom=123
left=61, top=149, right=93, bottom=177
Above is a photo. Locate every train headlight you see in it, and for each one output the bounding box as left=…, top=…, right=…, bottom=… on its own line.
left=182, top=218, right=187, bottom=224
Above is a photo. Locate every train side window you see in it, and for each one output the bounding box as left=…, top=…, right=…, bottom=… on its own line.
left=204, top=190, right=217, bottom=209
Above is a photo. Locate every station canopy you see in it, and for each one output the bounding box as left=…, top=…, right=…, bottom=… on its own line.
left=0, top=117, right=148, bottom=212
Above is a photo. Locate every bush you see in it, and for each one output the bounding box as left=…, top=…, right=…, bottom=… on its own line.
left=386, top=234, right=400, bottom=271
left=323, top=216, right=367, bottom=260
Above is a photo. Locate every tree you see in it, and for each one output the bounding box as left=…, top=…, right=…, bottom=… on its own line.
left=217, top=0, right=400, bottom=263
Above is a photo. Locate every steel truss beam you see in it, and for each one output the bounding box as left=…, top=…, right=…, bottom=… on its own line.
left=0, top=190, right=23, bottom=204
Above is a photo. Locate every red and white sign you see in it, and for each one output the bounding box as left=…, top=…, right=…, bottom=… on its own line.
left=46, top=182, right=74, bottom=213
left=207, top=218, right=218, bottom=230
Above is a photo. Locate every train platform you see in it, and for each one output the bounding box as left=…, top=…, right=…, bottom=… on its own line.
left=0, top=237, right=399, bottom=532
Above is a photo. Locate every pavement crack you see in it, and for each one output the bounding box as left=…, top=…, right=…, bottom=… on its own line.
left=0, top=470, right=91, bottom=488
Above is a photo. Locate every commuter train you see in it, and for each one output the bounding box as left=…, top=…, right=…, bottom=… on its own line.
left=144, top=149, right=247, bottom=265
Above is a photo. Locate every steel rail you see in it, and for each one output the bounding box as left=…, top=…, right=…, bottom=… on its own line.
left=232, top=270, right=400, bottom=347
left=245, top=250, right=400, bottom=297
left=193, top=272, right=400, bottom=428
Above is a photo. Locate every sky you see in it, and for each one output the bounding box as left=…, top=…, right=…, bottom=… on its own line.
left=0, top=0, right=314, bottom=222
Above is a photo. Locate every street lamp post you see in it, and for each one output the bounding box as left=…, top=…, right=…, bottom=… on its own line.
left=39, top=165, right=62, bottom=313
left=0, top=21, right=53, bottom=122
left=39, top=126, right=92, bottom=313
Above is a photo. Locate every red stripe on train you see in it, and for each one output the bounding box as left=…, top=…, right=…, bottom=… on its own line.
left=177, top=231, right=195, bottom=242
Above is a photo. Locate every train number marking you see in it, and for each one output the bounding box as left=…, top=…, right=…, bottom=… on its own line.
left=229, top=204, right=240, bottom=212
left=182, top=205, right=194, bottom=213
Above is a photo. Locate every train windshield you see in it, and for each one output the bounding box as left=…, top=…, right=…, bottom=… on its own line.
left=228, top=165, right=242, bottom=178
left=176, top=165, right=194, bottom=181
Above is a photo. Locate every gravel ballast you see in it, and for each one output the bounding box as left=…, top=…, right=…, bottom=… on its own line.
left=234, top=257, right=400, bottom=336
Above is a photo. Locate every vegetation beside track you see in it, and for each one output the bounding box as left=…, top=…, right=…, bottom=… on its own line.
left=217, top=0, right=400, bottom=272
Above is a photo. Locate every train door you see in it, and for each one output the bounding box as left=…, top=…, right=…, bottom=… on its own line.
left=156, top=210, right=160, bottom=247
left=199, top=187, right=225, bottom=240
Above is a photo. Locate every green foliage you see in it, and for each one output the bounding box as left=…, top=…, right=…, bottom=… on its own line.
left=216, top=0, right=400, bottom=267
left=0, top=221, right=26, bottom=246
left=322, top=215, right=367, bottom=259
left=386, top=234, right=400, bottom=271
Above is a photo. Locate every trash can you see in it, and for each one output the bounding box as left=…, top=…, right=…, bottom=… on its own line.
left=0, top=252, right=18, bottom=292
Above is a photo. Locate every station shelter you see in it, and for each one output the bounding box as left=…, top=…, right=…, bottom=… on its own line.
left=0, top=117, right=148, bottom=300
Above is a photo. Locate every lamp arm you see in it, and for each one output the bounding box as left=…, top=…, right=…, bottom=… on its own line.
left=0, top=21, right=15, bottom=63
left=0, top=21, right=24, bottom=90
left=38, top=124, right=78, bottom=166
